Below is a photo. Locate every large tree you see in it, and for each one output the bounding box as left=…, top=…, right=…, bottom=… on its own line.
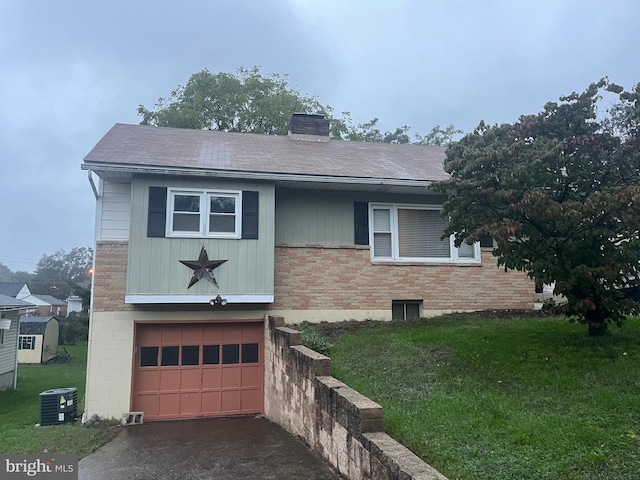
left=436, top=79, right=640, bottom=335
left=31, top=247, right=93, bottom=301
left=138, top=66, right=461, bottom=145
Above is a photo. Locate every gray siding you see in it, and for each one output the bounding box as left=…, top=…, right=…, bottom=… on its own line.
left=127, top=177, right=275, bottom=297
left=275, top=188, right=449, bottom=245
left=0, top=312, right=19, bottom=390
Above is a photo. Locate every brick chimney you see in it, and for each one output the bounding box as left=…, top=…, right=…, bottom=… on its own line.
left=288, top=113, right=330, bottom=142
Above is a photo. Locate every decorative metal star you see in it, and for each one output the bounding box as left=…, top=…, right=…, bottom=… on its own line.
left=179, top=246, right=227, bottom=289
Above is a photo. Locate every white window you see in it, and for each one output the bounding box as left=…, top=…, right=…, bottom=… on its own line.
left=19, top=335, right=36, bottom=350
left=370, top=204, right=479, bottom=262
left=167, top=188, right=241, bottom=238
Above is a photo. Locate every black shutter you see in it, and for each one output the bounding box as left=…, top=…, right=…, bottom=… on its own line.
left=242, top=191, right=259, bottom=239
left=479, top=235, right=493, bottom=248
left=354, top=201, right=369, bottom=245
left=147, top=187, right=167, bottom=237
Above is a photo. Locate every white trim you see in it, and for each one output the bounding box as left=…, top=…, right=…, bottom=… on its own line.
left=369, top=202, right=481, bottom=263
left=124, top=294, right=274, bottom=304
left=166, top=187, right=242, bottom=239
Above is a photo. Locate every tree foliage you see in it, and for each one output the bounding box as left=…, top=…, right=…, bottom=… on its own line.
left=436, top=79, right=640, bottom=335
left=31, top=247, right=93, bottom=301
left=138, top=66, right=461, bottom=145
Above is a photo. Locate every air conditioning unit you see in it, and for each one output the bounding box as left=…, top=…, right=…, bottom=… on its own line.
left=39, top=387, right=78, bottom=426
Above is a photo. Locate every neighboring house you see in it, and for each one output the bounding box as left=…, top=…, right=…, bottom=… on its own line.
left=81, top=115, right=534, bottom=421
left=0, top=294, right=34, bottom=390
left=18, top=315, right=60, bottom=364
left=67, top=295, right=83, bottom=315
left=0, top=283, right=68, bottom=317
left=0, top=282, right=30, bottom=301
left=28, top=294, right=67, bottom=317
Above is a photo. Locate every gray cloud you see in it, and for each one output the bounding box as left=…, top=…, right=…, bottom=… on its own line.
left=1, top=0, right=638, bottom=271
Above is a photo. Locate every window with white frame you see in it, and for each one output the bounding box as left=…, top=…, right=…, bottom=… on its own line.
left=19, top=335, right=36, bottom=350
left=167, top=188, right=241, bottom=238
left=370, top=204, right=479, bottom=262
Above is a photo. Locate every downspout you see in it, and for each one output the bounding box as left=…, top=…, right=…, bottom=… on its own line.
left=87, top=170, right=99, bottom=200
left=13, top=315, right=19, bottom=389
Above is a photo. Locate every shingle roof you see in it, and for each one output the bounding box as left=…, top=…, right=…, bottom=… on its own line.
left=83, top=123, right=449, bottom=183
left=31, top=294, right=66, bottom=306
left=0, top=294, right=33, bottom=309
left=19, top=315, right=57, bottom=335
left=0, top=282, right=27, bottom=298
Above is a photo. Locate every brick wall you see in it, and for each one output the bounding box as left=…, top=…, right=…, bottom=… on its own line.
left=273, top=244, right=533, bottom=312
left=264, top=316, right=448, bottom=480
left=92, top=241, right=131, bottom=312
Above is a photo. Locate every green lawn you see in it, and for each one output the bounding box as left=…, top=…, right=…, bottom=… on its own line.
left=303, top=315, right=640, bottom=480
left=0, top=343, right=120, bottom=457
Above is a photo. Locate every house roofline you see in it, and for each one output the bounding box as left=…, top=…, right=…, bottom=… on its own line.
left=82, top=163, right=435, bottom=189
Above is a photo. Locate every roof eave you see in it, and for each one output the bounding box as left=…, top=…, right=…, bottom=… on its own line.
left=81, top=162, right=437, bottom=188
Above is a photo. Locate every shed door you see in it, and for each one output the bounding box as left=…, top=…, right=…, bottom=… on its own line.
left=132, top=322, right=263, bottom=421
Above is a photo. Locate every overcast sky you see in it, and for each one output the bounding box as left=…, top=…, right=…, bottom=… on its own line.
left=1, top=0, right=638, bottom=273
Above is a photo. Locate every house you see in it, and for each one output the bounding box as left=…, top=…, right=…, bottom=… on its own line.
left=81, top=115, right=534, bottom=421
left=0, top=282, right=67, bottom=316
left=26, top=294, right=67, bottom=317
left=0, top=294, right=34, bottom=390
left=0, top=282, right=30, bottom=301
left=66, top=295, right=83, bottom=315
left=18, top=315, right=60, bottom=363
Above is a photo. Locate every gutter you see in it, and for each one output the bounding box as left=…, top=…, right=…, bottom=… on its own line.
left=80, top=163, right=435, bottom=188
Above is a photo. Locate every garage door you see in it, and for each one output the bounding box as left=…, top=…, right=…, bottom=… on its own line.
left=132, top=322, right=263, bottom=421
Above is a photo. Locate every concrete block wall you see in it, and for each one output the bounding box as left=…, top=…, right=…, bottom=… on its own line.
left=264, top=316, right=449, bottom=480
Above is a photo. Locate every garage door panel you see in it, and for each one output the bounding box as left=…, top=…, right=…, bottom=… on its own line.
left=221, top=390, right=241, bottom=412
left=180, top=369, right=201, bottom=389
left=203, top=326, right=223, bottom=343
left=241, top=389, right=261, bottom=411
left=241, top=365, right=261, bottom=387
left=136, top=395, right=158, bottom=417
left=242, top=325, right=263, bottom=342
left=202, top=368, right=221, bottom=388
left=133, top=322, right=263, bottom=421
left=160, top=369, right=180, bottom=391
left=222, top=325, right=242, bottom=343
left=159, top=393, right=180, bottom=416
left=161, top=325, right=181, bottom=344
left=180, top=392, right=202, bottom=415
left=221, top=367, right=241, bottom=388
left=201, top=391, right=221, bottom=414
left=181, top=325, right=203, bottom=343
left=137, top=370, right=160, bottom=393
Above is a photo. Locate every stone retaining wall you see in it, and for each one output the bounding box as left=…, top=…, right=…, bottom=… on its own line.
left=264, top=315, right=448, bottom=480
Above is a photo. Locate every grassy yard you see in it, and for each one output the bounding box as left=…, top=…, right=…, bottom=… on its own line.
left=0, top=343, right=120, bottom=457
left=302, top=315, right=640, bottom=480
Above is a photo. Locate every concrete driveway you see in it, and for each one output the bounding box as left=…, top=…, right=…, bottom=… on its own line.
left=79, top=416, right=341, bottom=480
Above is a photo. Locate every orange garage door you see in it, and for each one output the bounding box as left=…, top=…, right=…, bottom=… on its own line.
left=132, top=322, right=263, bottom=421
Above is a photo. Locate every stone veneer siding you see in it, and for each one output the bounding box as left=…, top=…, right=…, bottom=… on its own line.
left=272, top=244, right=533, bottom=312
left=92, top=241, right=131, bottom=312
left=264, top=316, right=448, bottom=480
